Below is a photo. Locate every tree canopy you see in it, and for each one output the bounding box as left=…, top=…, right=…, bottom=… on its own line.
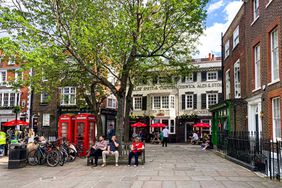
left=0, top=0, right=208, bottom=140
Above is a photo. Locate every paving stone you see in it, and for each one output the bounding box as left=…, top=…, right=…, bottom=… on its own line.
left=0, top=144, right=282, bottom=188
left=142, top=181, right=162, bottom=188
left=162, top=181, right=176, bottom=188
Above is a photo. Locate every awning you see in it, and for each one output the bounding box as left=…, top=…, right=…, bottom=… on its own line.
left=131, top=122, right=147, bottom=127
left=3, top=120, right=29, bottom=126
left=150, top=123, right=167, bottom=128
left=193, top=122, right=210, bottom=128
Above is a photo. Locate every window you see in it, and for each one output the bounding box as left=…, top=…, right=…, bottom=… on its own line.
left=254, top=44, right=261, bottom=89
left=207, top=93, right=218, bottom=108
left=161, top=96, right=169, bottom=109
left=186, top=94, right=193, bottom=109
left=272, top=98, right=281, bottom=140
left=3, top=93, right=9, bottom=106
left=233, top=26, right=239, bottom=48
left=133, top=97, right=142, bottom=110
left=40, top=92, right=49, bottom=104
left=170, top=96, right=175, bottom=109
left=0, top=70, right=7, bottom=84
left=153, top=95, right=173, bottom=109
left=225, top=40, right=230, bottom=58
left=225, top=70, right=231, bottom=99
left=107, top=97, right=116, bottom=109
left=253, top=0, right=259, bottom=20
left=8, top=57, right=15, bottom=65
left=9, top=93, right=15, bottom=107
left=0, top=93, right=16, bottom=107
left=207, top=71, right=218, bottom=81
left=42, top=113, right=50, bottom=127
left=181, top=74, right=193, bottom=83
left=234, top=61, right=241, bottom=98
left=153, top=96, right=161, bottom=109
left=270, top=28, right=279, bottom=82
left=15, top=70, right=23, bottom=82
left=60, top=87, right=76, bottom=105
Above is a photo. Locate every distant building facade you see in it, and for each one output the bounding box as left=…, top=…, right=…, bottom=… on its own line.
left=131, top=55, right=222, bottom=142
left=0, top=52, right=30, bottom=131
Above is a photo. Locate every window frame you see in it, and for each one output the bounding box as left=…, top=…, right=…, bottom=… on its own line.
left=233, top=26, right=239, bottom=48
left=133, top=96, right=142, bottom=110
left=185, top=94, right=193, bottom=109
left=60, top=87, right=76, bottom=106
left=207, top=71, right=218, bottom=81
left=272, top=97, right=281, bottom=140
left=225, top=69, right=231, bottom=99
left=224, top=40, right=230, bottom=59
left=40, top=92, right=49, bottom=104
left=253, top=0, right=259, bottom=20
left=234, top=60, right=241, bottom=98
left=254, top=44, right=261, bottom=90
left=207, top=93, right=218, bottom=109
left=270, top=28, right=279, bottom=83
left=153, top=95, right=174, bottom=110
left=0, top=70, right=7, bottom=84
left=0, top=92, right=17, bottom=107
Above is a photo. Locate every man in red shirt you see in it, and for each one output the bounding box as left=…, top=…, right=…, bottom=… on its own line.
left=128, top=137, right=144, bottom=167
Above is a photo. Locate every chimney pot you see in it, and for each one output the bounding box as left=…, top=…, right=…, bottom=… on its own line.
left=208, top=53, right=212, bottom=61
left=212, top=54, right=215, bottom=61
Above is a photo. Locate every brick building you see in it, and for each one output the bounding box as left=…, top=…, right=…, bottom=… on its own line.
left=0, top=51, right=30, bottom=131
left=210, top=0, right=282, bottom=144
left=31, top=88, right=117, bottom=139
left=244, top=0, right=282, bottom=140
left=209, top=5, right=247, bottom=145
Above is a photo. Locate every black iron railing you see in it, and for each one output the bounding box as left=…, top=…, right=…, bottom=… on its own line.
left=216, top=131, right=282, bottom=181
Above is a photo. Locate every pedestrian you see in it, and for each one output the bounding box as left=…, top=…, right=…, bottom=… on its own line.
left=88, top=135, right=107, bottom=167
left=138, top=130, right=144, bottom=142
left=128, top=137, right=144, bottom=167
left=0, top=130, right=6, bottom=157
left=102, top=135, right=120, bottom=167
left=162, top=126, right=169, bottom=147
left=107, top=124, right=115, bottom=141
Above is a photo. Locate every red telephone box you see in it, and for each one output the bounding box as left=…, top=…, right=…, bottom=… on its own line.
left=58, top=114, right=75, bottom=143
left=74, top=113, right=96, bottom=156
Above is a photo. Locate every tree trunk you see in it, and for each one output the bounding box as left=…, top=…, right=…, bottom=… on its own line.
left=116, top=95, right=125, bottom=142
left=95, top=111, right=103, bottom=137
left=124, top=80, right=134, bottom=142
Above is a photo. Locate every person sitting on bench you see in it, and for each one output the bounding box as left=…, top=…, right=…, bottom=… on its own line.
left=88, top=135, right=107, bottom=167
left=128, top=137, right=144, bottom=167
left=191, top=131, right=199, bottom=144
left=102, top=135, right=120, bottom=167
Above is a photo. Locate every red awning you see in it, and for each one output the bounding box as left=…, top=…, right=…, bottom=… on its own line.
left=131, top=122, right=147, bottom=127
left=3, top=120, right=29, bottom=127
left=150, top=123, right=167, bottom=128
left=193, top=122, right=210, bottom=128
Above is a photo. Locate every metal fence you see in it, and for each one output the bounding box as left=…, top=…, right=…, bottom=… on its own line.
left=216, top=131, right=282, bottom=181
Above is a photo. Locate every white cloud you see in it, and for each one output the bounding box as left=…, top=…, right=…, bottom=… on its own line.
left=196, top=0, right=243, bottom=58
left=207, top=0, right=224, bottom=14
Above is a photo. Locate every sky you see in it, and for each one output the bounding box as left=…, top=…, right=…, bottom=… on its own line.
left=196, top=0, right=243, bottom=58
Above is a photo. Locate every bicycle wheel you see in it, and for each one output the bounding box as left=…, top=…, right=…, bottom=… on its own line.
left=59, top=149, right=67, bottom=166
left=59, top=152, right=65, bottom=166
left=47, top=150, right=60, bottom=167
left=67, top=148, right=77, bottom=162
left=27, top=149, right=39, bottom=166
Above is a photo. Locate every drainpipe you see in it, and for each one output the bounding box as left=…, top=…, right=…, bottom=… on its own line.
left=221, top=32, right=225, bottom=100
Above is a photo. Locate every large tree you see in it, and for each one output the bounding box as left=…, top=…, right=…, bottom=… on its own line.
left=0, top=0, right=208, bottom=141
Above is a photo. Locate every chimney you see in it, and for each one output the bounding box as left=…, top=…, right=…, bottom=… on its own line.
left=208, top=53, right=212, bottom=61
left=212, top=54, right=215, bottom=61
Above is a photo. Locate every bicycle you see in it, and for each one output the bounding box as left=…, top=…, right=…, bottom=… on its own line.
left=27, top=140, right=61, bottom=167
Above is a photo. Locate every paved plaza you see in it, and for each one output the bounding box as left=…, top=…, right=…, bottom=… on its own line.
left=0, top=144, right=282, bottom=188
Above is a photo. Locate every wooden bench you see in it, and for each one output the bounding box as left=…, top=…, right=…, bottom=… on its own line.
left=86, top=143, right=145, bottom=166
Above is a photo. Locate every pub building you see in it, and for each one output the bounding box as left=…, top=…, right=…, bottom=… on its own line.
left=131, top=54, right=223, bottom=143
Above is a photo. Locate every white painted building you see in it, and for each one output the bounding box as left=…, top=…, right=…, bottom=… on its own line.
left=131, top=56, right=222, bottom=142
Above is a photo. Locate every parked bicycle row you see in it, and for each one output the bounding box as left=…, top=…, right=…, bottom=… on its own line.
left=26, top=136, right=78, bottom=167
